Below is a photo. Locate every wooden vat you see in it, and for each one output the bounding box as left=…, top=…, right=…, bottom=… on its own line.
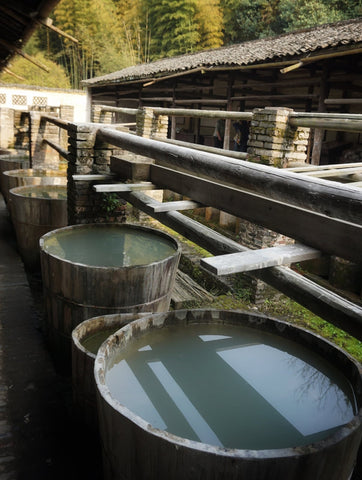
left=2, top=168, right=67, bottom=205
left=72, top=312, right=150, bottom=430
left=9, top=185, right=67, bottom=271
left=94, top=309, right=362, bottom=480
left=40, top=223, right=180, bottom=371
left=0, top=155, right=29, bottom=194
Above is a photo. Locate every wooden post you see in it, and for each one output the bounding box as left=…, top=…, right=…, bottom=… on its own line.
left=311, top=67, right=328, bottom=165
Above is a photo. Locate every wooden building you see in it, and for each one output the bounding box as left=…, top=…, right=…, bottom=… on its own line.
left=84, top=18, right=362, bottom=165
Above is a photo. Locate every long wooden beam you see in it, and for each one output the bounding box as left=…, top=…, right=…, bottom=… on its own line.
left=154, top=137, right=248, bottom=160
left=149, top=165, right=362, bottom=262
left=96, top=129, right=362, bottom=225
left=119, top=190, right=362, bottom=340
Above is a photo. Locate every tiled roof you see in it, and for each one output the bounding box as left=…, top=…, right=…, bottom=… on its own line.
left=83, top=18, right=362, bottom=86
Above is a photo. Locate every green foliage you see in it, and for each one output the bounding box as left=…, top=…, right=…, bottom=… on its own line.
left=0, top=52, right=70, bottom=88
left=101, top=193, right=121, bottom=217
left=141, top=0, right=200, bottom=59
left=52, top=0, right=135, bottom=87
left=220, top=0, right=361, bottom=44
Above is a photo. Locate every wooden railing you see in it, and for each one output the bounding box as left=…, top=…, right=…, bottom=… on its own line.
left=33, top=111, right=362, bottom=340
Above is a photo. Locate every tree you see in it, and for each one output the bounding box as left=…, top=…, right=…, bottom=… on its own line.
left=195, top=0, right=224, bottom=50
left=0, top=52, right=70, bottom=88
left=278, top=0, right=348, bottom=32
left=141, top=0, right=200, bottom=59
left=52, top=0, right=135, bottom=87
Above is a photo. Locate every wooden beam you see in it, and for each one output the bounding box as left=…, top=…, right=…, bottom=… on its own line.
left=147, top=200, right=201, bottom=213
left=300, top=166, right=362, bottom=179
left=42, top=139, right=68, bottom=161
left=154, top=136, right=248, bottom=160
left=150, top=164, right=362, bottom=262
left=96, top=129, right=362, bottom=225
left=325, top=99, right=362, bottom=105
left=120, top=190, right=362, bottom=340
left=94, top=182, right=156, bottom=192
left=39, top=17, right=78, bottom=44
left=3, top=67, right=24, bottom=81
left=288, top=162, right=362, bottom=172
left=0, top=38, right=49, bottom=72
left=200, top=244, right=321, bottom=275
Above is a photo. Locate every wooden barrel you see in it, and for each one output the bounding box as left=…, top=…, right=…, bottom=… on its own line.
left=72, top=312, right=150, bottom=431
left=2, top=168, right=67, bottom=206
left=9, top=185, right=67, bottom=271
left=40, top=223, right=181, bottom=372
left=0, top=155, right=29, bottom=194
left=95, top=309, right=362, bottom=480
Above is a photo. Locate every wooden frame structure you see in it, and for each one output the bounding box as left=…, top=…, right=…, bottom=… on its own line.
left=30, top=111, right=362, bottom=340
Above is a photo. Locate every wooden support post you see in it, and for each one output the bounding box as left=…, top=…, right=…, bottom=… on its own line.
left=311, top=67, right=328, bottom=165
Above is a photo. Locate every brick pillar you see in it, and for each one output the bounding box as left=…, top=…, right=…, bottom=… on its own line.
left=29, top=109, right=62, bottom=168
left=91, top=105, right=113, bottom=124
left=136, top=107, right=168, bottom=139
left=0, top=108, right=15, bottom=149
left=247, top=107, right=310, bottom=167
left=67, top=123, right=126, bottom=225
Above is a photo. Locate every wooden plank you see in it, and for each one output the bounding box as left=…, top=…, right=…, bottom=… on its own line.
left=200, top=244, right=321, bottom=275
left=94, top=182, right=156, bottom=192
left=96, top=129, right=362, bottom=225
left=147, top=200, right=202, bottom=213
left=120, top=190, right=362, bottom=340
left=73, top=174, right=115, bottom=181
left=150, top=164, right=362, bottom=262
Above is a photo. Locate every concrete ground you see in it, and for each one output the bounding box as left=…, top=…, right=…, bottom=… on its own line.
left=0, top=192, right=102, bottom=479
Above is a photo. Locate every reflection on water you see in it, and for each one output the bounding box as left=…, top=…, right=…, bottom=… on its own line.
left=43, top=227, right=176, bottom=267
left=106, top=324, right=356, bottom=450
left=18, top=187, right=67, bottom=200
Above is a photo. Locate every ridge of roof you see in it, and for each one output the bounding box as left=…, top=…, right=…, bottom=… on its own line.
left=83, top=17, right=362, bottom=87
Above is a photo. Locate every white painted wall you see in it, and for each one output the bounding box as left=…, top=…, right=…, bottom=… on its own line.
left=0, top=84, right=87, bottom=122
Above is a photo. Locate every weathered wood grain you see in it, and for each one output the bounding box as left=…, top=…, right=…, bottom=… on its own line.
left=201, top=244, right=321, bottom=275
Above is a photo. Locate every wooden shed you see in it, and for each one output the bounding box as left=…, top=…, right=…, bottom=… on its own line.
left=84, top=18, right=362, bottom=165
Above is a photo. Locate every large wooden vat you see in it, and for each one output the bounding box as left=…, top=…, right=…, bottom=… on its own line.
left=40, top=223, right=180, bottom=371
left=94, top=309, right=362, bottom=480
left=2, top=168, right=67, bottom=205
left=72, top=312, right=150, bottom=430
left=9, top=185, right=67, bottom=271
left=0, top=155, right=29, bottom=194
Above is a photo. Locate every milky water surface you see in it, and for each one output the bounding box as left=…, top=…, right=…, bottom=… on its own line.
left=106, top=324, right=357, bottom=450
